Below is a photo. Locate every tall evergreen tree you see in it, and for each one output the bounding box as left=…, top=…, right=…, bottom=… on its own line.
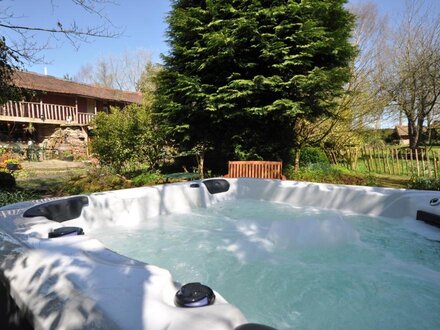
left=0, top=37, right=21, bottom=104
left=155, top=0, right=356, bottom=169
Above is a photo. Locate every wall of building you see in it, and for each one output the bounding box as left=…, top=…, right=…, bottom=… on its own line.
left=26, top=91, right=129, bottom=114
left=39, top=94, right=76, bottom=107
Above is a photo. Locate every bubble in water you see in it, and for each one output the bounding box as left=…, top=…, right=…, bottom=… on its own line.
left=267, top=213, right=360, bottom=249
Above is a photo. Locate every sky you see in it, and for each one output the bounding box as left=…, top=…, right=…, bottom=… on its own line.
left=0, top=0, right=435, bottom=79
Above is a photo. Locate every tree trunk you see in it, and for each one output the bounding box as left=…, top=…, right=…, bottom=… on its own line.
left=196, top=152, right=204, bottom=179
left=416, top=116, right=425, bottom=148
left=293, top=149, right=301, bottom=173
left=408, top=118, right=418, bottom=150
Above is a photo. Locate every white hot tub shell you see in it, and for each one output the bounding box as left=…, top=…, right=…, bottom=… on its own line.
left=0, top=178, right=439, bottom=329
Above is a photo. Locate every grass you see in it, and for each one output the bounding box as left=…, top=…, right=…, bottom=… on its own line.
left=16, top=168, right=87, bottom=196
left=371, top=174, right=410, bottom=189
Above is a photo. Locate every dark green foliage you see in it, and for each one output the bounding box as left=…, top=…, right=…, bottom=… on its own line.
left=0, top=37, right=21, bottom=104
left=155, top=0, right=356, bottom=166
left=132, top=172, right=164, bottom=187
left=61, top=169, right=164, bottom=194
left=408, top=177, right=440, bottom=191
left=0, top=172, right=16, bottom=190
left=60, top=169, right=133, bottom=195
left=299, top=147, right=329, bottom=167
left=379, top=129, right=396, bottom=144
left=0, top=190, right=36, bottom=207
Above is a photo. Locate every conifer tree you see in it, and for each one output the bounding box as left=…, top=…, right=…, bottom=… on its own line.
left=0, top=37, right=21, bottom=104
left=155, top=0, right=356, bottom=167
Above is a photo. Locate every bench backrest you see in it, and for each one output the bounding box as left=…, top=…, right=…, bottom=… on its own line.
left=226, top=161, right=284, bottom=179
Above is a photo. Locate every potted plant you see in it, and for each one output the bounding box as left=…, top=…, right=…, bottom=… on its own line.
left=4, top=159, right=21, bottom=171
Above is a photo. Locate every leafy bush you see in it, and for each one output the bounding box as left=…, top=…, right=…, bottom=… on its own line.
left=299, top=147, right=329, bottom=167
left=0, top=172, right=16, bottom=190
left=408, top=177, right=440, bottom=191
left=0, top=190, right=36, bottom=207
left=132, top=172, right=164, bottom=187
left=91, top=104, right=167, bottom=174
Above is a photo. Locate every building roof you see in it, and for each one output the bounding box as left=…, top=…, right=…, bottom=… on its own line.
left=395, top=125, right=408, bottom=138
left=13, top=71, right=143, bottom=104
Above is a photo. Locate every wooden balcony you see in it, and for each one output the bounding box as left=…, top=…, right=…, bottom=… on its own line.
left=0, top=101, right=95, bottom=126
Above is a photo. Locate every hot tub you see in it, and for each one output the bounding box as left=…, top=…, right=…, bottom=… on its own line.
left=1, top=179, right=440, bottom=329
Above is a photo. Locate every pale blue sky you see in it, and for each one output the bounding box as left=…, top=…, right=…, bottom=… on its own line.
left=0, top=0, right=434, bottom=78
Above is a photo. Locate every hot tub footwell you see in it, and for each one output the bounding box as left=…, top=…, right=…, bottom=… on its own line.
left=0, top=275, right=33, bottom=330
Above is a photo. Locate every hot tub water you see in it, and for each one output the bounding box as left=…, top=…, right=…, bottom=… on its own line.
left=89, top=199, right=440, bottom=330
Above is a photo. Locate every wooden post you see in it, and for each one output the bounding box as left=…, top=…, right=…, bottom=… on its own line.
left=354, top=148, right=359, bottom=170
left=381, top=149, right=386, bottom=173
left=332, top=150, right=339, bottom=166
left=377, top=148, right=381, bottom=173
left=75, top=98, right=79, bottom=123
left=385, top=149, right=391, bottom=174
left=409, top=150, right=414, bottom=176
left=362, top=148, right=367, bottom=172
left=404, top=150, right=408, bottom=176
left=392, top=149, right=396, bottom=175
left=438, top=151, right=440, bottom=178
left=421, top=148, right=426, bottom=177
left=390, top=149, right=394, bottom=174
left=395, top=149, right=403, bottom=175
left=426, top=149, right=431, bottom=178
left=391, top=149, right=399, bottom=175
left=434, top=155, right=438, bottom=179
left=415, top=149, right=420, bottom=177
left=372, top=148, right=377, bottom=172
left=364, top=148, right=371, bottom=172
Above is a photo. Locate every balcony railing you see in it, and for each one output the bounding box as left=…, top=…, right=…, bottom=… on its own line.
left=0, top=101, right=95, bottom=125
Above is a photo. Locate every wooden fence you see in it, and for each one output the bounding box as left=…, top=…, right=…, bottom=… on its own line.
left=327, top=147, right=440, bottom=178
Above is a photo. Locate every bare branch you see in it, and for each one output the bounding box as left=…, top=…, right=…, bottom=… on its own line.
left=0, top=22, right=117, bottom=38
left=74, top=49, right=154, bottom=91
left=0, top=0, right=121, bottom=64
left=382, top=0, right=440, bottom=148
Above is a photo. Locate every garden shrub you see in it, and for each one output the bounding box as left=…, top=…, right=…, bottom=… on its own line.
left=91, top=104, right=167, bottom=174
left=0, top=190, right=36, bottom=207
left=0, top=172, right=16, bottom=190
left=61, top=169, right=133, bottom=195
left=299, top=147, right=329, bottom=167
left=132, top=172, right=164, bottom=187
left=408, top=177, right=440, bottom=191
left=283, top=164, right=296, bottom=180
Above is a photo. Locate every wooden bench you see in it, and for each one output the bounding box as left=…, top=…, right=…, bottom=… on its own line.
left=224, top=161, right=286, bottom=180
